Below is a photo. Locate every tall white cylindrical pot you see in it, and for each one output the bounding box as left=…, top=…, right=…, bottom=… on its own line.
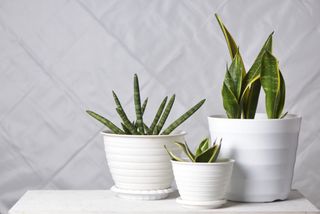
left=102, top=131, right=185, bottom=191
left=208, top=114, right=301, bottom=202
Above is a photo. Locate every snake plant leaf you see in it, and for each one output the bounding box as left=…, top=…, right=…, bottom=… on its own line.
left=86, top=110, right=124, bottom=134
left=215, top=14, right=238, bottom=59
left=195, top=138, right=209, bottom=157
left=275, top=71, right=286, bottom=118
left=208, top=139, right=222, bottom=163
left=161, top=99, right=206, bottom=135
left=260, top=51, right=282, bottom=118
left=149, top=96, right=168, bottom=134
left=241, top=32, right=273, bottom=119
left=228, top=51, right=244, bottom=100
left=121, top=123, right=131, bottom=134
left=194, top=147, right=215, bottom=162
left=141, top=98, right=148, bottom=115
left=134, top=74, right=144, bottom=134
left=164, top=145, right=183, bottom=162
left=222, top=81, right=241, bottom=118
left=115, top=108, right=138, bottom=134
left=154, top=95, right=175, bottom=134
left=242, top=80, right=261, bottom=119
left=143, top=123, right=150, bottom=134
left=174, top=141, right=195, bottom=162
left=242, top=32, right=273, bottom=95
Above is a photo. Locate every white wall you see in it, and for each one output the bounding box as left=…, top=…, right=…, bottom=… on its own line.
left=0, top=0, right=319, bottom=213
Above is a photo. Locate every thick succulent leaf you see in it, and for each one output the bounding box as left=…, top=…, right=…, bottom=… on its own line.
left=215, top=14, right=238, bottom=59
left=195, top=138, right=209, bottom=157
left=174, top=141, right=195, bottom=162
left=240, top=33, right=273, bottom=118
left=242, top=32, right=273, bottom=94
left=161, top=99, right=206, bottom=135
left=141, top=98, right=148, bottom=115
left=164, top=145, right=183, bottom=162
left=154, top=95, right=175, bottom=134
left=133, top=74, right=144, bottom=134
left=195, top=147, right=215, bottom=162
left=228, top=52, right=244, bottom=100
left=116, top=107, right=138, bottom=134
left=274, top=71, right=286, bottom=118
left=149, top=96, right=168, bottom=134
left=121, top=123, right=131, bottom=134
left=242, top=80, right=261, bottom=119
left=222, top=82, right=241, bottom=118
left=260, top=51, right=281, bottom=119
left=86, top=110, right=124, bottom=134
left=208, top=140, right=222, bottom=163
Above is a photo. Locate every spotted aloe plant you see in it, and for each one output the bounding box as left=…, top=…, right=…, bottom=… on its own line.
left=86, top=74, right=205, bottom=135
left=216, top=14, right=286, bottom=119
left=165, top=138, right=221, bottom=163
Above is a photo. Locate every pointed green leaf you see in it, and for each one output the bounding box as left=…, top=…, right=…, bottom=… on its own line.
left=154, top=95, right=175, bottom=134
left=194, top=147, right=215, bottom=162
left=195, top=138, right=209, bottom=157
left=215, top=14, right=238, bottom=59
left=133, top=74, right=144, bottom=134
left=222, top=82, right=241, bottom=118
left=149, top=96, right=168, bottom=134
left=161, top=99, right=206, bottom=135
left=141, top=98, right=148, bottom=115
left=208, top=140, right=222, bottom=163
left=164, top=145, right=183, bottom=161
left=174, top=141, right=195, bottom=162
left=260, top=51, right=281, bottom=119
left=86, top=110, right=124, bottom=134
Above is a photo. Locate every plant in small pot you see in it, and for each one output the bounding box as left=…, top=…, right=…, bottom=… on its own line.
left=208, top=14, right=302, bottom=202
left=87, top=74, right=205, bottom=200
left=165, top=138, right=234, bottom=209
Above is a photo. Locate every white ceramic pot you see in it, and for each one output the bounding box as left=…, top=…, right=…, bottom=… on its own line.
left=102, top=131, right=185, bottom=191
left=208, top=113, right=302, bottom=202
left=172, top=160, right=234, bottom=206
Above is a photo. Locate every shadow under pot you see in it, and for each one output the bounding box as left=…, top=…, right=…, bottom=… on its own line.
left=208, top=113, right=302, bottom=202
left=102, top=130, right=185, bottom=200
left=172, top=159, right=234, bottom=209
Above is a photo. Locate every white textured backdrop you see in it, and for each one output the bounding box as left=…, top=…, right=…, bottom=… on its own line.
left=0, top=0, right=319, bottom=213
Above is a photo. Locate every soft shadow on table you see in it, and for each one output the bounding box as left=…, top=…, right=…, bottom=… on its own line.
left=167, top=190, right=180, bottom=199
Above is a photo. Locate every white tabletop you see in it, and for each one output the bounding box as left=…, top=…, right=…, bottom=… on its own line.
left=9, top=190, right=319, bottom=214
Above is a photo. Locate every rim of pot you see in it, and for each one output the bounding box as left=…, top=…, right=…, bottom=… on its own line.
left=101, top=130, right=186, bottom=138
left=208, top=113, right=301, bottom=121
left=171, top=159, right=235, bottom=165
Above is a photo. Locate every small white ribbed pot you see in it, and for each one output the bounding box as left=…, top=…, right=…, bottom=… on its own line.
left=208, top=113, right=302, bottom=202
left=172, top=160, right=234, bottom=202
left=102, top=131, right=185, bottom=191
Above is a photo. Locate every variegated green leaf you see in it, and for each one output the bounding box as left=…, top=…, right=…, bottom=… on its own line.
left=174, top=141, right=195, bottom=162
left=260, top=51, right=281, bottom=119
left=164, top=145, right=183, bottom=161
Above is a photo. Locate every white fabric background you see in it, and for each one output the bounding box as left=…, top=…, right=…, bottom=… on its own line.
left=0, top=0, right=319, bottom=213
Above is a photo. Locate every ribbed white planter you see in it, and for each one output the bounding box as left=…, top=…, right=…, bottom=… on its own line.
left=172, top=160, right=234, bottom=207
left=208, top=113, right=302, bottom=202
left=102, top=131, right=185, bottom=192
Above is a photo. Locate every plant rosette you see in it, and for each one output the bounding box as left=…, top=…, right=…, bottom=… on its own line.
left=102, top=130, right=185, bottom=194
left=87, top=74, right=205, bottom=200
left=165, top=138, right=234, bottom=209
left=208, top=114, right=301, bottom=202
left=172, top=160, right=234, bottom=209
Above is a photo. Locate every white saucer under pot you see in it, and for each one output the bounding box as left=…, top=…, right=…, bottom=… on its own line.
left=102, top=130, right=185, bottom=200
left=208, top=114, right=302, bottom=202
left=172, top=159, right=234, bottom=209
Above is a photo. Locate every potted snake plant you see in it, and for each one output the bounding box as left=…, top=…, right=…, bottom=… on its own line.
left=165, top=138, right=234, bottom=209
left=87, top=74, right=205, bottom=200
left=208, top=14, right=301, bottom=202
